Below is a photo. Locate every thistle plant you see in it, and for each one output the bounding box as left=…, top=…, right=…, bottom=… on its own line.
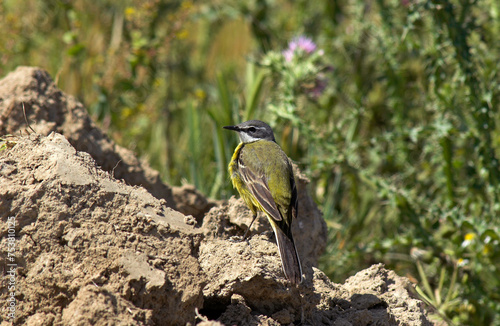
left=260, top=36, right=329, bottom=125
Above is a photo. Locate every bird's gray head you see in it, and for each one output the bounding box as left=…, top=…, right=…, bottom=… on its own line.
left=223, top=120, right=276, bottom=143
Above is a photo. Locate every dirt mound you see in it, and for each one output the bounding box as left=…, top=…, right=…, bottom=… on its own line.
left=0, top=66, right=216, bottom=218
left=0, top=133, right=204, bottom=325
left=0, top=67, right=432, bottom=325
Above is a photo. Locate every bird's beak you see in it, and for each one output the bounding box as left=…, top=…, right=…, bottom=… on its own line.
left=223, top=125, right=239, bottom=131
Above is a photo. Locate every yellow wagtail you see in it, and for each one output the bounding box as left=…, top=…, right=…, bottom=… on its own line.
left=224, top=120, right=303, bottom=284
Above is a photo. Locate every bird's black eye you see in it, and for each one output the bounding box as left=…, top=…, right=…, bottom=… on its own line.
left=248, top=127, right=256, bottom=133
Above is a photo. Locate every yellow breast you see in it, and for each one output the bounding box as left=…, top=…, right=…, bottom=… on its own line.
left=228, top=141, right=293, bottom=217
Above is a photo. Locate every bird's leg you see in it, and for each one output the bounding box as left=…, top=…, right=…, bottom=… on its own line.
left=229, top=213, right=258, bottom=243
left=242, top=214, right=258, bottom=240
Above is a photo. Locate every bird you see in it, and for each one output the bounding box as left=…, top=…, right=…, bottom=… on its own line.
left=223, top=120, right=303, bottom=284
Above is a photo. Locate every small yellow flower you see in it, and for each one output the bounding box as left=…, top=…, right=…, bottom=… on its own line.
left=461, top=233, right=476, bottom=248
left=122, top=107, right=133, bottom=118
left=194, top=88, right=206, bottom=100
left=125, top=7, right=136, bottom=20
left=464, top=233, right=475, bottom=241
left=176, top=29, right=189, bottom=40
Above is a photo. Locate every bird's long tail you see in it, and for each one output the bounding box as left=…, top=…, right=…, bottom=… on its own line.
left=272, top=224, right=303, bottom=285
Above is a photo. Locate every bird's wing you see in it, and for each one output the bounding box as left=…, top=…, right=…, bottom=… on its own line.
left=238, top=158, right=283, bottom=222
left=290, top=169, right=298, bottom=221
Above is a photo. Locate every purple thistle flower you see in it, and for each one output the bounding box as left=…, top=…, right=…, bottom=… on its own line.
left=294, top=36, right=317, bottom=53
left=283, top=36, right=318, bottom=62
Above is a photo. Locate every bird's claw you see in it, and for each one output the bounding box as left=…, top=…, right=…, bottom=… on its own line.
left=229, top=235, right=244, bottom=243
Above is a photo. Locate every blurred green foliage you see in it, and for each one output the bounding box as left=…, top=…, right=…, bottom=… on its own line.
left=2, top=0, right=500, bottom=324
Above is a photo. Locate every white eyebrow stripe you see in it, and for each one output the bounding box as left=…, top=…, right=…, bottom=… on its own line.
left=243, top=126, right=266, bottom=131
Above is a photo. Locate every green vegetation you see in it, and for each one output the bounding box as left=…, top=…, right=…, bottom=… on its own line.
left=1, top=0, right=499, bottom=324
